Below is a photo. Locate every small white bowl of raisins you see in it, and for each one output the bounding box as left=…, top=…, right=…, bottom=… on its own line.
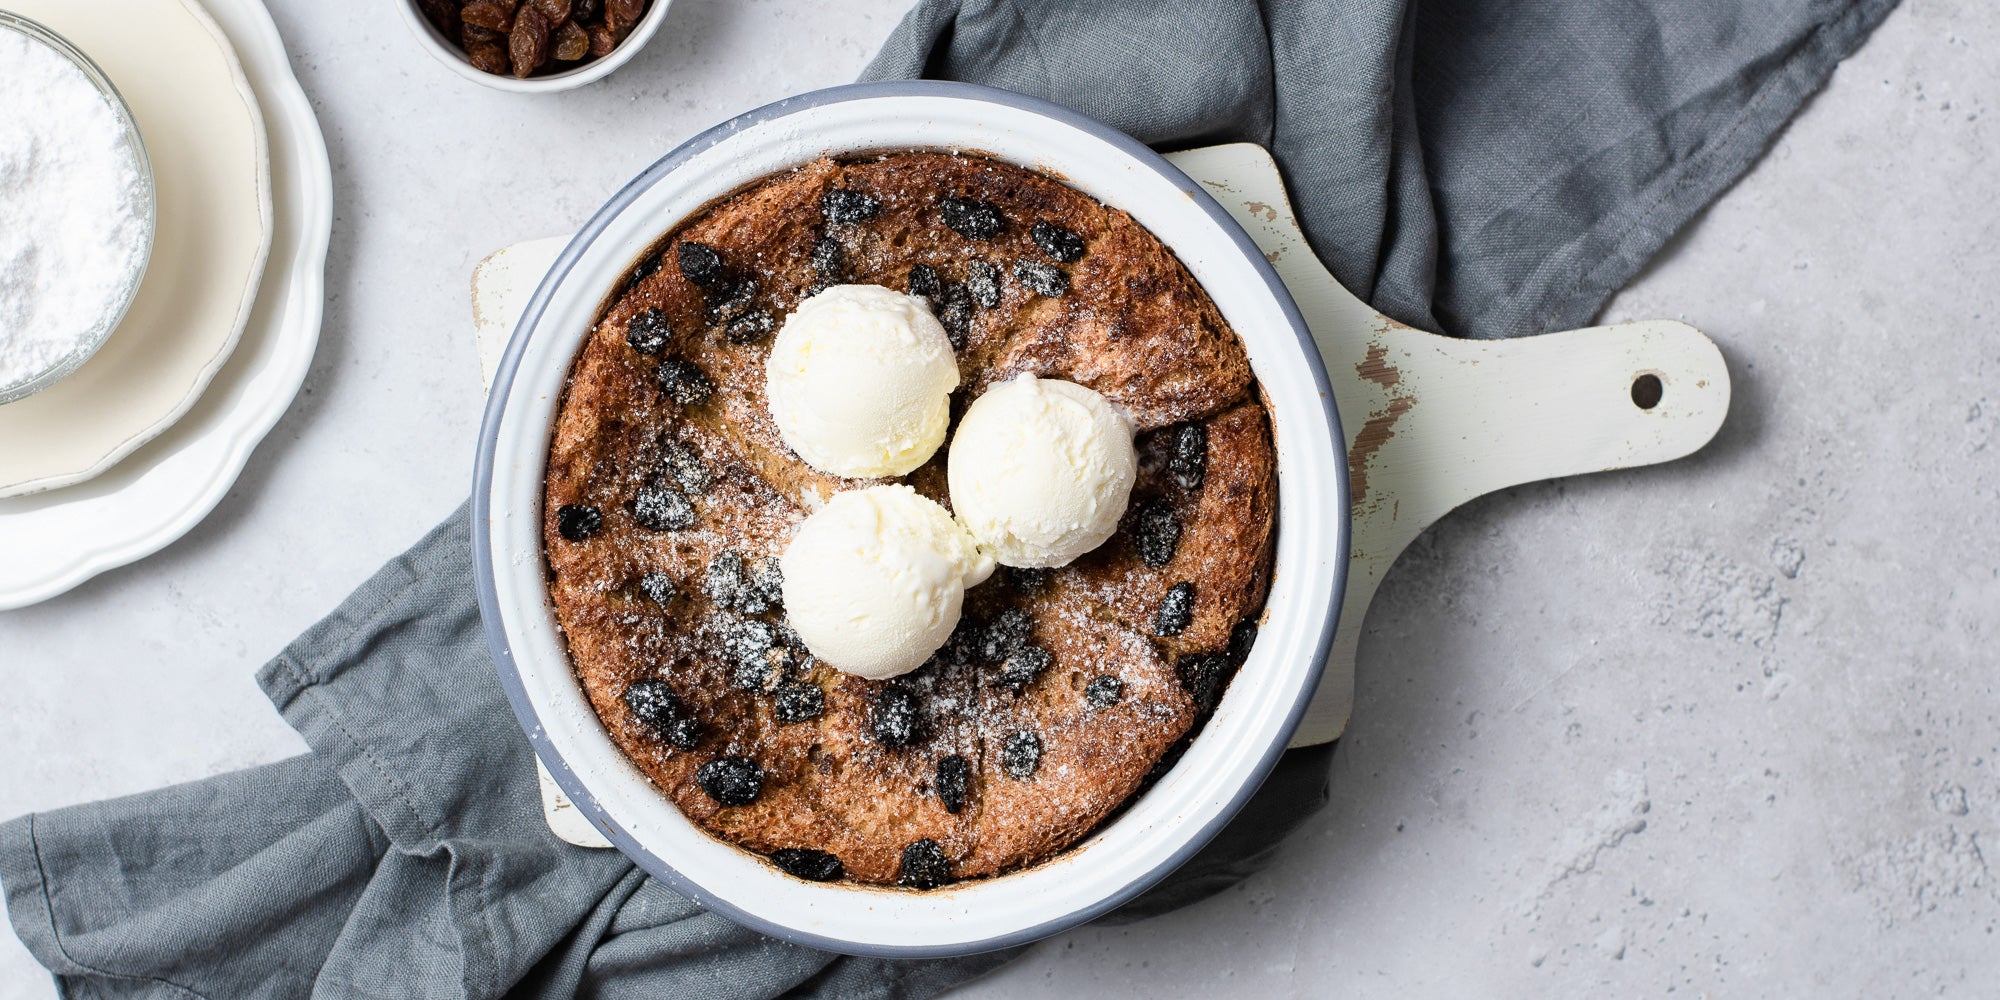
left=399, top=0, right=671, bottom=93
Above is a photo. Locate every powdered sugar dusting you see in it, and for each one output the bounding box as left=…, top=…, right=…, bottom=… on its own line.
left=0, top=26, right=149, bottom=389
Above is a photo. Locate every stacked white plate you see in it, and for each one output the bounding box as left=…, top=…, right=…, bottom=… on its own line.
left=0, top=0, right=331, bottom=609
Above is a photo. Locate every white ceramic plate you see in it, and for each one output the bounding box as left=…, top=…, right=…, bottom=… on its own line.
left=475, top=83, right=1350, bottom=957
left=0, top=0, right=331, bottom=609
left=0, top=0, right=271, bottom=497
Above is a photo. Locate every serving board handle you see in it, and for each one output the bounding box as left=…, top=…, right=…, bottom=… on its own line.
left=473, top=144, right=1730, bottom=844
left=1164, top=144, right=1730, bottom=746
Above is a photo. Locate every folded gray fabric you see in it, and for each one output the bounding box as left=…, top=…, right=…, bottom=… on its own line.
left=868, top=0, right=1900, bottom=339
left=1, top=510, right=1023, bottom=998
left=3, top=0, right=1896, bottom=996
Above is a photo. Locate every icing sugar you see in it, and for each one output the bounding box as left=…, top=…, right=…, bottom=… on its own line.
left=0, top=26, right=148, bottom=389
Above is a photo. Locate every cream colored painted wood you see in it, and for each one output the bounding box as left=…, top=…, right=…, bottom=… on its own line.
left=536, top=755, right=615, bottom=849
left=1168, top=144, right=1729, bottom=747
left=473, top=145, right=1729, bottom=843
left=472, top=236, right=567, bottom=393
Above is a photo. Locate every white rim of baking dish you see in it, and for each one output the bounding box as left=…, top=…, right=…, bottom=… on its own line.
left=394, top=0, right=674, bottom=94
left=473, top=81, right=1349, bottom=958
left=0, top=12, right=157, bottom=406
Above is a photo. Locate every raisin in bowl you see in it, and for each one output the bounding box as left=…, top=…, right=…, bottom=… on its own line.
left=396, top=0, right=672, bottom=93
left=475, top=82, right=1349, bottom=957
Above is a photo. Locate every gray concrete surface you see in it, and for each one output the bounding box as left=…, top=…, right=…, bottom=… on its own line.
left=4, top=0, right=1996, bottom=996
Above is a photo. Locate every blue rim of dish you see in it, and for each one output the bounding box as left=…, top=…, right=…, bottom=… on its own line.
left=472, top=80, right=1351, bottom=959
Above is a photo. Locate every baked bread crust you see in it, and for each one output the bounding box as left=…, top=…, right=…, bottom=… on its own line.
left=543, top=153, right=1276, bottom=886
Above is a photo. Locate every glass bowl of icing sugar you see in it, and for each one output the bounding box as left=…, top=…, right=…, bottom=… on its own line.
left=0, top=12, right=156, bottom=406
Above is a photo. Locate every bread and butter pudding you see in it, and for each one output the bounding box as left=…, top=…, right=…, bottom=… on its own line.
left=542, top=151, right=1276, bottom=888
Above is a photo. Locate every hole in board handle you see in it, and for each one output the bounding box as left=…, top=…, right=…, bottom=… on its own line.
left=1631, top=373, right=1664, bottom=410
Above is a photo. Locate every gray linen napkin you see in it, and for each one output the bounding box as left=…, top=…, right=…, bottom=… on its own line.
left=2, top=0, right=1896, bottom=995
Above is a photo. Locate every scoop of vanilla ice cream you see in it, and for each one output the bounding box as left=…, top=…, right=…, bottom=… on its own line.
left=780, top=485, right=995, bottom=680
left=948, top=374, right=1138, bottom=568
left=765, top=284, right=960, bottom=478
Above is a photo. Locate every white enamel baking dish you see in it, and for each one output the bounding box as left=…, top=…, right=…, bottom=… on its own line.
left=473, top=81, right=1349, bottom=957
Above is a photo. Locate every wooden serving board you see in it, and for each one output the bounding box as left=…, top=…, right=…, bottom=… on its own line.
left=472, top=143, right=1730, bottom=848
